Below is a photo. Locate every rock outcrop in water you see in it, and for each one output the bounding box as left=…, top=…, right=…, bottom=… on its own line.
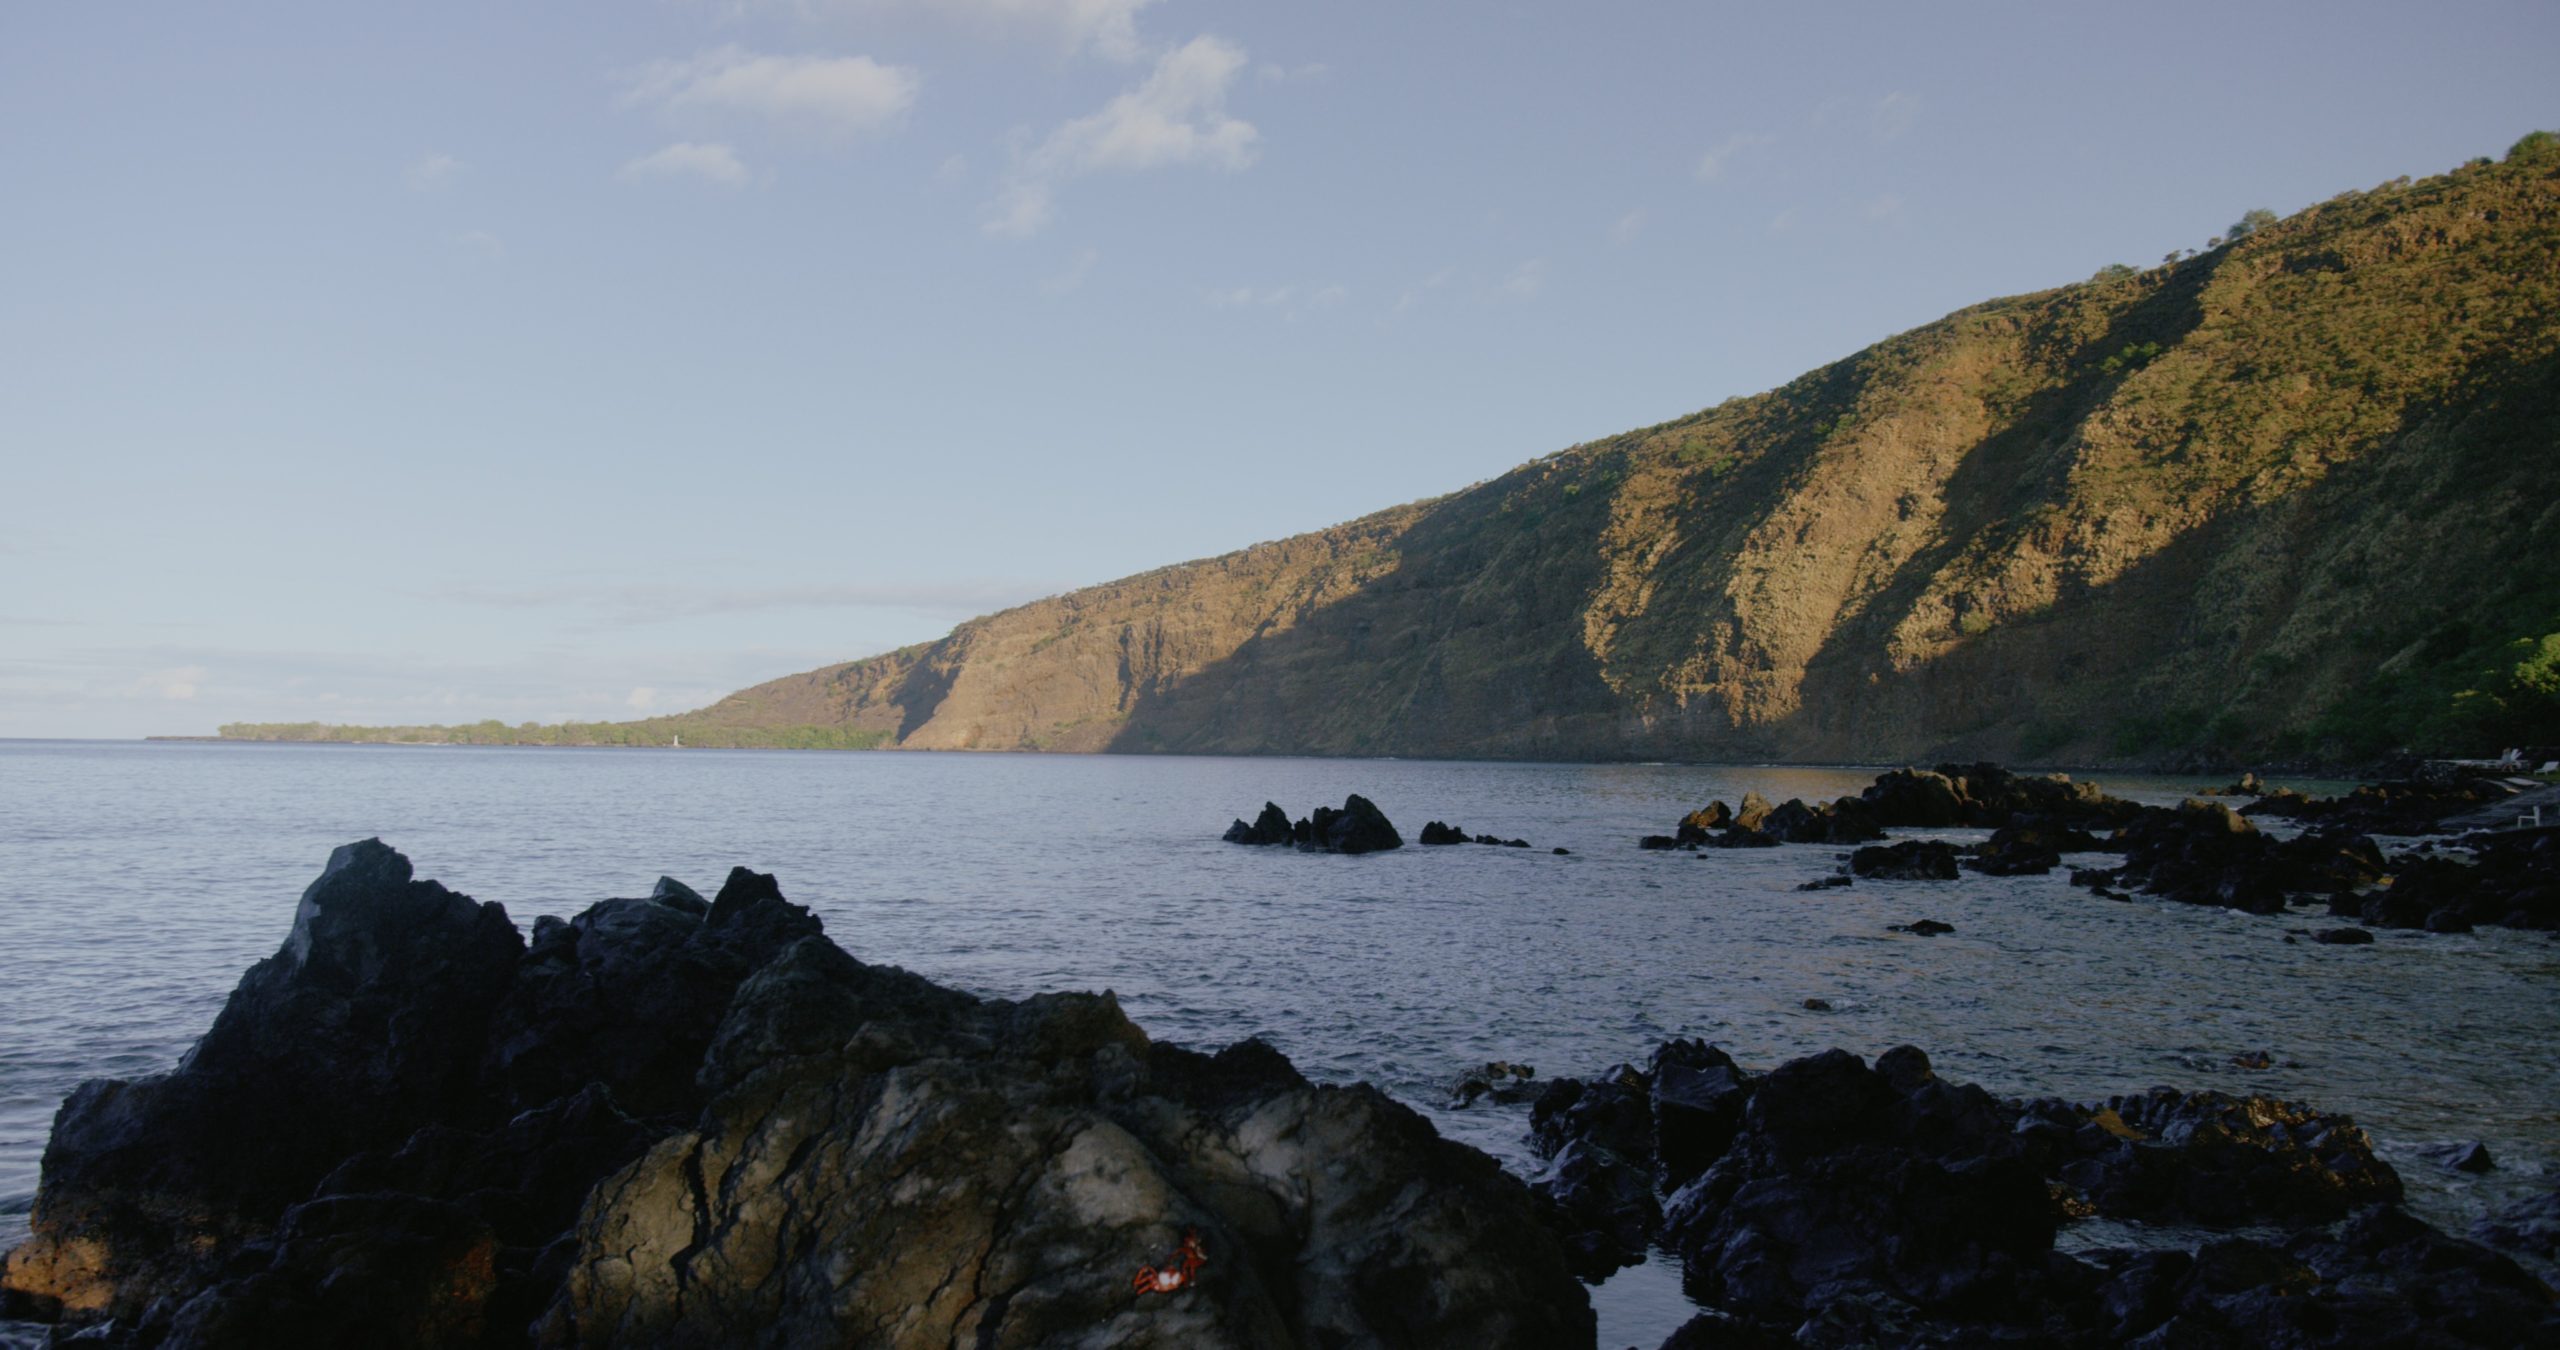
left=1526, top=1043, right=2553, bottom=1348
left=2242, top=774, right=2523, bottom=836
left=1418, top=821, right=1533, bottom=848
left=1645, top=766, right=2134, bottom=854
left=1638, top=764, right=2555, bottom=940
left=0, top=842, right=1587, bottom=1347
left=1222, top=795, right=1404, bottom=854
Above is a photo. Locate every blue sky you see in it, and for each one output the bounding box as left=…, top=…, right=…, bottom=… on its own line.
left=5, top=1, right=2555, bottom=738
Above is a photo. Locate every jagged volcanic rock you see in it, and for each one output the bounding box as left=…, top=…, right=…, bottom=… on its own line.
left=0, top=843, right=1587, bottom=1349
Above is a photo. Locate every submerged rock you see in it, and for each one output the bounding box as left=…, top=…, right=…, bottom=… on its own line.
left=2473, top=1188, right=2560, bottom=1261
left=1447, top=1060, right=1540, bottom=1108
left=1421, top=821, right=1534, bottom=849
left=1850, top=840, right=1960, bottom=880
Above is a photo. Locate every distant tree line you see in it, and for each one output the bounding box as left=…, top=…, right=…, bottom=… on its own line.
left=216, top=720, right=891, bottom=750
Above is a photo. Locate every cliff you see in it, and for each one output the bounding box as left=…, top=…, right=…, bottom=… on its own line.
left=229, top=137, right=2560, bottom=764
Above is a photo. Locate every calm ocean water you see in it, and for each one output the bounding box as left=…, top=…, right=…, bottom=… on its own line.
left=3, top=739, right=2555, bottom=1346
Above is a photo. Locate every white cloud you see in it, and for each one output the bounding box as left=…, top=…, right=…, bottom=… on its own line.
left=985, top=182, right=1056, bottom=238
left=1041, top=246, right=1100, bottom=295
left=1873, top=91, right=1920, bottom=142
left=453, top=229, right=505, bottom=258
left=1608, top=209, right=1647, bottom=245
left=406, top=152, right=464, bottom=191
left=934, top=153, right=970, bottom=186
left=987, top=35, right=1257, bottom=236
left=1767, top=207, right=1800, bottom=235
left=1034, top=36, right=1256, bottom=174
left=1498, top=259, right=1546, bottom=300
left=1205, top=282, right=1346, bottom=316
left=625, top=686, right=658, bottom=710
left=1695, top=132, right=1772, bottom=182
left=626, top=46, right=920, bottom=138
left=1389, top=267, right=1455, bottom=317
left=1863, top=192, right=1905, bottom=222
left=621, top=141, right=753, bottom=187
left=128, top=665, right=206, bottom=701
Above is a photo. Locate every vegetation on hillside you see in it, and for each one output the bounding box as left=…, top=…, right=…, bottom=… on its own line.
left=215, top=721, right=889, bottom=750
left=223, top=134, right=2560, bottom=766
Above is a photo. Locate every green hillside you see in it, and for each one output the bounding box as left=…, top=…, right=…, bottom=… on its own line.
left=225, top=135, right=2560, bottom=765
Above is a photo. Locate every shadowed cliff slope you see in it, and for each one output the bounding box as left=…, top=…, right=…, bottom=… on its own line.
left=230, top=141, right=2560, bottom=764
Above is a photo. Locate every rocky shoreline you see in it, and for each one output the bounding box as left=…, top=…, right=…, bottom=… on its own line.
left=1526, top=1042, right=2557, bottom=1346
left=0, top=842, right=1589, bottom=1348
left=6, top=791, right=2555, bottom=1347
left=1635, top=763, right=2560, bottom=936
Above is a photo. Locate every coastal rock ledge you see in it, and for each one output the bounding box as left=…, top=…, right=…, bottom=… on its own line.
left=0, top=841, right=1591, bottom=1348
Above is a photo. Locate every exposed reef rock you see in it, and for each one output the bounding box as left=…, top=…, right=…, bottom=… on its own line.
left=1859, top=764, right=2144, bottom=832
left=2351, top=827, right=2560, bottom=931
left=1654, top=794, right=1880, bottom=851
left=2070, top=800, right=2392, bottom=917
left=1419, top=821, right=1533, bottom=848
left=0, top=843, right=1587, bottom=1348
left=1648, top=766, right=2129, bottom=856
left=1521, top=1043, right=2553, bottom=1348
left=1850, top=840, right=1961, bottom=881
left=2243, top=775, right=2524, bottom=836
left=1222, top=795, right=1404, bottom=854
left=1220, top=803, right=1294, bottom=846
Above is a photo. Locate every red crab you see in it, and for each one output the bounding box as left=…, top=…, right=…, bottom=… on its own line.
left=1131, top=1229, right=1207, bottom=1295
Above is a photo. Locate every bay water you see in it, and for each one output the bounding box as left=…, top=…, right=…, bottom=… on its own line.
left=3, top=740, right=2554, bottom=1346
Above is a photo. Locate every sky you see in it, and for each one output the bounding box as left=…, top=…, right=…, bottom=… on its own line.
left=4, top=1, right=2556, bottom=738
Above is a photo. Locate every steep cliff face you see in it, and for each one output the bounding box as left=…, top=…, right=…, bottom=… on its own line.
left=657, top=146, right=2557, bottom=765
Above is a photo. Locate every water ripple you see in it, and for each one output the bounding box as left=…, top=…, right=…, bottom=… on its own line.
left=0, top=742, right=2551, bottom=1347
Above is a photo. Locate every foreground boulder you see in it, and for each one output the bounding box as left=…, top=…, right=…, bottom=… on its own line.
left=544, top=986, right=1587, bottom=1348
left=0, top=840, right=525, bottom=1322
left=0, top=843, right=1587, bottom=1348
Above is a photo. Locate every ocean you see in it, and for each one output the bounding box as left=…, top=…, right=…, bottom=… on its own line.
left=3, top=739, right=2554, bottom=1346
